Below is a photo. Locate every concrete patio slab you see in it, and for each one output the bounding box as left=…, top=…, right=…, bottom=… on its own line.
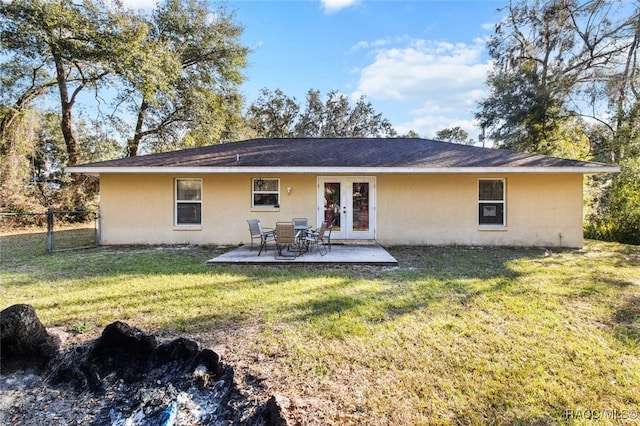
left=206, top=243, right=398, bottom=265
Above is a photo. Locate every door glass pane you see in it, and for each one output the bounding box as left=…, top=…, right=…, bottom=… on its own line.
left=324, top=183, right=341, bottom=230
left=352, top=182, right=369, bottom=231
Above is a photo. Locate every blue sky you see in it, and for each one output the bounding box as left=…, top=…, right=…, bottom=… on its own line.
left=126, top=0, right=504, bottom=140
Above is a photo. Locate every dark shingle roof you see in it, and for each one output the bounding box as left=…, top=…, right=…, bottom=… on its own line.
left=66, top=138, right=618, bottom=173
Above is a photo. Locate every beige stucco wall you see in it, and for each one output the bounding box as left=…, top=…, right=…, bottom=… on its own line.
left=376, top=173, right=583, bottom=247
left=98, top=173, right=319, bottom=246
left=98, top=172, right=584, bottom=247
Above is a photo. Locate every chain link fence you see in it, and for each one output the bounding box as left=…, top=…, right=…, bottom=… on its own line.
left=0, top=209, right=100, bottom=253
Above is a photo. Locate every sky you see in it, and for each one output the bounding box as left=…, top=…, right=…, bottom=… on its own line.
left=125, top=0, right=505, bottom=141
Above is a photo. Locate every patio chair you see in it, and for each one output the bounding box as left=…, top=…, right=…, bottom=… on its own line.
left=304, top=221, right=329, bottom=255
left=325, top=219, right=334, bottom=252
left=247, top=219, right=276, bottom=255
left=275, top=221, right=303, bottom=258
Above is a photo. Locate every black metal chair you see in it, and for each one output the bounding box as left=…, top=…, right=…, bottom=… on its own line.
left=304, top=221, right=329, bottom=255
left=247, top=219, right=275, bottom=255
left=324, top=219, right=335, bottom=252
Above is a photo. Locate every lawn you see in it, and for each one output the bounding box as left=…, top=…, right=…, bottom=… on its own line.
left=1, top=231, right=639, bottom=425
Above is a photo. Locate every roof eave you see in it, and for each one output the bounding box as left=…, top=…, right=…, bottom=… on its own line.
left=65, top=165, right=621, bottom=175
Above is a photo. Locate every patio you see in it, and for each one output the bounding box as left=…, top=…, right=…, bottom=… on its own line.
left=206, top=243, right=398, bottom=265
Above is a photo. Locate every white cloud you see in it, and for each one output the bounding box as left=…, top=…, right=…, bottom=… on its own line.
left=482, top=22, right=496, bottom=31
left=321, top=0, right=359, bottom=13
left=355, top=39, right=489, bottom=104
left=352, top=37, right=492, bottom=140
left=350, top=35, right=411, bottom=52
left=351, top=40, right=371, bottom=52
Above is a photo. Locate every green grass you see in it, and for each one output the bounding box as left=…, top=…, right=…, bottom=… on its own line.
left=1, top=232, right=639, bottom=425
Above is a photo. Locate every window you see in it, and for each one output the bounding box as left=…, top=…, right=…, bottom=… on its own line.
left=175, top=178, right=202, bottom=226
left=478, top=179, right=505, bottom=226
left=252, top=178, right=279, bottom=208
left=251, top=178, right=280, bottom=209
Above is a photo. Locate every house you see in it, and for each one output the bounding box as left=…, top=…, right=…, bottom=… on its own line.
left=65, top=138, right=619, bottom=248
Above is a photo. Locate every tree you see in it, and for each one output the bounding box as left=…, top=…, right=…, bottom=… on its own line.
left=476, top=0, right=639, bottom=158
left=0, top=0, right=249, bottom=213
left=246, top=88, right=299, bottom=138
left=0, top=106, right=37, bottom=204
left=436, top=127, right=473, bottom=145
left=0, top=61, right=56, bottom=198
left=401, top=130, right=421, bottom=138
left=344, top=94, right=397, bottom=138
left=476, top=0, right=640, bottom=244
left=0, top=0, right=137, bottom=165
left=0, top=107, right=98, bottom=211
left=296, top=90, right=397, bottom=137
left=247, top=88, right=397, bottom=138
left=0, top=61, right=56, bottom=144
left=116, top=0, right=249, bottom=155
left=294, top=89, right=324, bottom=137
left=585, top=156, right=640, bottom=245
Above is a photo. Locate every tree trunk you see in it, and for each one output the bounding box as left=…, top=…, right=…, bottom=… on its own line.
left=127, top=99, right=149, bottom=157
left=53, top=53, right=87, bottom=208
left=53, top=54, right=80, bottom=166
left=613, top=20, right=640, bottom=163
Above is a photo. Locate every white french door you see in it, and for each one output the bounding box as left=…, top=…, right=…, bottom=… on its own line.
left=317, top=177, right=376, bottom=240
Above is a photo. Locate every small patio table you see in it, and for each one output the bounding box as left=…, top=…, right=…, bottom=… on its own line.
left=294, top=225, right=312, bottom=252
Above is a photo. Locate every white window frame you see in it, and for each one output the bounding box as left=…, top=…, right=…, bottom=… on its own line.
left=478, top=178, right=506, bottom=227
left=251, top=178, right=280, bottom=209
left=175, top=178, right=202, bottom=227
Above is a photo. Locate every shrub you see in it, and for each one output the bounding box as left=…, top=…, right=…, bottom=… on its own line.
left=585, top=157, right=640, bottom=245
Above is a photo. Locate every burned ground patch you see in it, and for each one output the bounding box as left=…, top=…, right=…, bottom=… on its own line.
left=0, top=305, right=286, bottom=425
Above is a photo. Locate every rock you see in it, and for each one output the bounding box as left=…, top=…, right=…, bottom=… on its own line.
left=192, top=348, right=220, bottom=375
left=154, top=337, right=200, bottom=364
left=87, top=321, right=158, bottom=382
left=193, top=365, right=210, bottom=389
left=46, top=343, right=105, bottom=392
left=263, top=393, right=290, bottom=426
left=89, top=321, right=157, bottom=365
left=47, top=327, right=70, bottom=346
left=49, top=363, right=104, bottom=393
left=0, top=304, right=60, bottom=372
